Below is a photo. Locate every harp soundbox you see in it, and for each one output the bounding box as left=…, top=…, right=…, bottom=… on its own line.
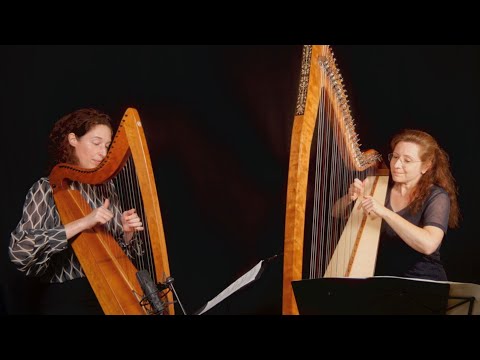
left=49, top=108, right=174, bottom=315
left=282, top=45, right=389, bottom=315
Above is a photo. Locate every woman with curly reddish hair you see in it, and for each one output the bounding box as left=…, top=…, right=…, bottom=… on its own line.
left=337, top=129, right=460, bottom=281
left=9, top=108, right=144, bottom=314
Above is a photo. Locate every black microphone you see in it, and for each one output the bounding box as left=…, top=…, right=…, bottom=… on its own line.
left=136, top=270, right=164, bottom=315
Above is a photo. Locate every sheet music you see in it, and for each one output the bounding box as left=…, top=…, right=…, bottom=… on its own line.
left=195, top=260, right=265, bottom=315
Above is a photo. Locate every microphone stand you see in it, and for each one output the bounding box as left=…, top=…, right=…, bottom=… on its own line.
left=164, top=276, right=187, bottom=315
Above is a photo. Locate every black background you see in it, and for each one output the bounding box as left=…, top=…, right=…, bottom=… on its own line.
left=2, top=45, right=479, bottom=315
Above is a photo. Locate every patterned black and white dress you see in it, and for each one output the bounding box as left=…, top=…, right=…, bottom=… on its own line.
left=9, top=177, right=139, bottom=314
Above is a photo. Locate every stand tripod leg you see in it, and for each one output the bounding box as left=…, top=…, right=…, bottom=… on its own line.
left=165, top=276, right=187, bottom=315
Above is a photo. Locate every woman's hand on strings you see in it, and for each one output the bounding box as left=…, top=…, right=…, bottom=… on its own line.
left=349, top=178, right=366, bottom=202
left=121, top=208, right=144, bottom=245
left=360, top=195, right=386, bottom=218
left=85, top=198, right=114, bottom=228
left=65, top=198, right=114, bottom=240
left=122, top=209, right=144, bottom=233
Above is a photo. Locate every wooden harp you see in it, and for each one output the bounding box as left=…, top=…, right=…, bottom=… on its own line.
left=49, top=108, right=173, bottom=315
left=282, top=45, right=389, bottom=315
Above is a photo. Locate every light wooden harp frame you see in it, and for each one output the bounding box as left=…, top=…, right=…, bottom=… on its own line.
left=49, top=107, right=173, bottom=315
left=282, top=45, right=389, bottom=315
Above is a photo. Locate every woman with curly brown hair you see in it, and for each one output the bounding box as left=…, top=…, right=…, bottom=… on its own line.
left=9, top=108, right=143, bottom=314
left=342, top=129, right=460, bottom=281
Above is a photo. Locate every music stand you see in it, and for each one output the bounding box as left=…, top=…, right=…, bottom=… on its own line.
left=445, top=281, right=480, bottom=315
left=292, top=276, right=451, bottom=315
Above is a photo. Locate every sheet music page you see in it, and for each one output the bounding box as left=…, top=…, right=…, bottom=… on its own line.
left=195, top=260, right=264, bottom=315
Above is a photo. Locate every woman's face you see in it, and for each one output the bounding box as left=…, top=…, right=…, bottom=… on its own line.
left=69, top=124, right=112, bottom=169
left=389, top=141, right=429, bottom=186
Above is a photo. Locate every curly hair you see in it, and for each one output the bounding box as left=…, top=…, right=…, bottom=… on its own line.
left=390, top=129, right=460, bottom=228
left=47, top=108, right=113, bottom=171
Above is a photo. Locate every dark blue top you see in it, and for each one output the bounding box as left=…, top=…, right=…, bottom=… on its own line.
left=374, top=185, right=450, bottom=281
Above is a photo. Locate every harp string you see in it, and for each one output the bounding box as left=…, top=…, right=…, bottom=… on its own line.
left=113, top=157, right=157, bottom=282
left=309, top=49, right=378, bottom=279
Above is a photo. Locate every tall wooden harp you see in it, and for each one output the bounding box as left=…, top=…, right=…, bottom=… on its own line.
left=49, top=108, right=174, bottom=315
left=282, top=45, right=389, bottom=315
